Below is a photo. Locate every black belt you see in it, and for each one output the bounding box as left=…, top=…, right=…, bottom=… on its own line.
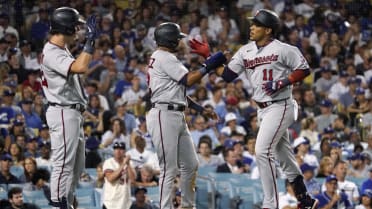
left=151, top=103, right=186, bottom=111
left=48, top=103, right=86, bottom=113
left=255, top=98, right=288, bottom=109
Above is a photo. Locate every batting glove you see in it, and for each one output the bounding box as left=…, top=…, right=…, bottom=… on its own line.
left=83, top=15, right=98, bottom=54
left=189, top=38, right=210, bottom=59
left=262, top=78, right=290, bottom=96
left=203, top=51, right=227, bottom=73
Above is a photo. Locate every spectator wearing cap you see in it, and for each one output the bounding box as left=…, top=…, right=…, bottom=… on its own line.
left=361, top=168, right=372, bottom=195
left=314, top=66, right=338, bottom=97
left=0, top=13, right=19, bottom=40
left=315, top=174, right=351, bottom=209
left=1, top=89, right=21, bottom=122
left=293, top=136, right=319, bottom=168
left=84, top=81, right=109, bottom=111
left=20, top=98, right=43, bottom=130
left=135, top=23, right=156, bottom=51
left=114, top=59, right=136, bottom=98
left=100, top=117, right=130, bottom=159
left=35, top=142, right=52, bottom=170
left=190, top=115, right=219, bottom=150
left=197, top=135, right=224, bottom=168
left=130, top=187, right=153, bottom=209
left=37, top=124, right=50, bottom=146
left=355, top=189, right=372, bottom=209
left=220, top=112, right=247, bottom=137
left=328, top=71, right=350, bottom=102
left=329, top=140, right=343, bottom=163
left=102, top=141, right=136, bottom=209
left=301, top=163, right=321, bottom=196
left=24, top=137, right=40, bottom=158
left=323, top=160, right=360, bottom=205
left=18, top=40, right=39, bottom=71
left=0, top=153, right=21, bottom=184
left=131, top=116, right=153, bottom=151
left=347, top=153, right=369, bottom=178
left=315, top=99, right=338, bottom=133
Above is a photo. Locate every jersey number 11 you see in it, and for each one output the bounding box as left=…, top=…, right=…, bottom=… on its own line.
left=262, top=69, right=273, bottom=81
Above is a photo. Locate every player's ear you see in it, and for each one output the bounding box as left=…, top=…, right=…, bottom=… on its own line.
left=265, top=27, right=272, bottom=35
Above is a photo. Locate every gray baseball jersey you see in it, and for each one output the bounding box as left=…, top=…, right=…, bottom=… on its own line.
left=228, top=39, right=309, bottom=102
left=226, top=39, right=309, bottom=209
left=147, top=50, right=188, bottom=106
left=146, top=49, right=198, bottom=209
left=41, top=42, right=87, bottom=106
left=41, top=42, right=86, bottom=209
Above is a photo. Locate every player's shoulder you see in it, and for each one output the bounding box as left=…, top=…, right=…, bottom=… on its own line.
left=152, top=49, right=177, bottom=61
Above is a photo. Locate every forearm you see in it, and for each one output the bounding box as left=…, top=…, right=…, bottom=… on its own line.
left=287, top=69, right=310, bottom=84
left=106, top=168, right=123, bottom=183
left=181, top=70, right=205, bottom=87
left=70, top=52, right=92, bottom=74
left=127, top=165, right=136, bottom=182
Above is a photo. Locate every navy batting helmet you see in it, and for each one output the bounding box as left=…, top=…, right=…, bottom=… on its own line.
left=50, top=7, right=86, bottom=35
left=154, top=22, right=186, bottom=50
left=250, top=9, right=280, bottom=34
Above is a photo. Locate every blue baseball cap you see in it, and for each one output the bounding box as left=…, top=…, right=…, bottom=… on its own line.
left=300, top=163, right=317, bottom=173
left=293, top=136, right=309, bottom=148
left=320, top=99, right=333, bottom=107
left=355, top=87, right=365, bottom=95
left=0, top=153, right=12, bottom=161
left=347, top=153, right=364, bottom=161
left=323, top=126, right=334, bottom=134
left=330, top=141, right=341, bottom=148
left=348, top=77, right=361, bottom=85
left=362, top=189, right=372, bottom=198
left=326, top=175, right=338, bottom=183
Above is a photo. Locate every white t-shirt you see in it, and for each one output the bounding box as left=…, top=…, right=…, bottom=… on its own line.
left=102, top=158, right=132, bottom=209
left=126, top=148, right=155, bottom=169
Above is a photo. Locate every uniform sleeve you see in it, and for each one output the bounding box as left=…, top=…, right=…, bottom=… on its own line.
left=282, top=46, right=309, bottom=71
left=227, top=48, right=246, bottom=75
left=43, top=48, right=75, bottom=77
left=161, top=55, right=188, bottom=82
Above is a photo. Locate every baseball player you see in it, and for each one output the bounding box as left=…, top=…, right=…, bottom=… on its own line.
left=40, top=7, right=98, bottom=209
left=146, top=22, right=225, bottom=209
left=190, top=9, right=318, bottom=209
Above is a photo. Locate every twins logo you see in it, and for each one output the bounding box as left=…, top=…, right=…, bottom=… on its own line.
left=243, top=54, right=279, bottom=69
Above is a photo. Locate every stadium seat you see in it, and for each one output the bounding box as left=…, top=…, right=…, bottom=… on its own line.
left=0, top=186, right=7, bottom=200
left=8, top=183, right=24, bottom=190
left=198, top=166, right=216, bottom=177
left=10, top=166, right=24, bottom=178
left=76, top=188, right=95, bottom=207
left=94, top=188, right=102, bottom=207
left=207, top=173, right=235, bottom=209
left=78, top=181, right=95, bottom=188
left=23, top=190, right=49, bottom=208
left=85, top=168, right=98, bottom=179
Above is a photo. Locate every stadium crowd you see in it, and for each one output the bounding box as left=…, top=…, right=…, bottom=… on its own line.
left=0, top=0, right=372, bottom=208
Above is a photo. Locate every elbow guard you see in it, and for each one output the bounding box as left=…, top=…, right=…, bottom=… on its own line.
left=221, top=66, right=239, bottom=82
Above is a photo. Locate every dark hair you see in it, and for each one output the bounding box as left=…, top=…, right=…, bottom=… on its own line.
left=31, top=168, right=50, bottom=185
left=222, top=148, right=234, bottom=159
left=198, top=135, right=212, bottom=149
left=8, top=187, right=22, bottom=199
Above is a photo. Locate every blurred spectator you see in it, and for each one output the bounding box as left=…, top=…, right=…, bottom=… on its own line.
left=316, top=156, right=334, bottom=178
left=30, top=8, right=49, bottom=51
left=216, top=148, right=244, bottom=174
left=361, top=168, right=372, bottom=194
left=4, top=187, right=40, bottom=209
left=130, top=116, right=153, bottom=151
left=315, top=100, right=338, bottom=133
left=314, top=67, right=338, bottom=98
left=133, top=164, right=158, bottom=187
left=173, top=189, right=182, bottom=209
left=130, top=187, right=153, bottom=209
left=113, top=98, right=137, bottom=134
left=19, top=157, right=37, bottom=183
left=0, top=13, right=19, bottom=39
left=347, top=153, right=369, bottom=178
left=196, top=135, right=224, bottom=168
left=24, top=137, right=40, bottom=158
left=95, top=162, right=104, bottom=188
left=293, top=136, right=319, bottom=168
left=6, top=50, right=28, bottom=84
left=20, top=99, right=42, bottom=131
left=100, top=117, right=129, bottom=159
left=113, top=44, right=129, bottom=73
left=18, top=40, right=39, bottom=70
left=84, top=81, right=110, bottom=111
left=190, top=115, right=219, bottom=149
left=85, top=134, right=102, bottom=169
left=29, top=168, right=51, bottom=202
left=37, top=124, right=50, bottom=146
left=328, top=71, right=350, bottom=103
left=0, top=153, right=21, bottom=184
left=299, top=117, right=319, bottom=146
left=220, top=112, right=246, bottom=136
left=102, top=142, right=136, bottom=209
left=301, top=163, right=321, bottom=196
left=35, top=142, right=51, bottom=170
left=9, top=142, right=24, bottom=167
left=126, top=135, right=155, bottom=170
left=121, top=75, right=146, bottom=115
left=315, top=175, right=352, bottom=209
left=134, top=23, right=156, bottom=52
left=329, top=141, right=343, bottom=163
left=355, top=189, right=372, bottom=209
left=278, top=179, right=298, bottom=209
left=0, top=37, right=9, bottom=61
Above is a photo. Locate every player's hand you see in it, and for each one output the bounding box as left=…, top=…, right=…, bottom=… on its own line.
left=203, top=51, right=227, bottom=72
left=262, top=78, right=290, bottom=96
left=85, top=15, right=98, bottom=40
left=189, top=38, right=210, bottom=59
left=202, top=107, right=219, bottom=121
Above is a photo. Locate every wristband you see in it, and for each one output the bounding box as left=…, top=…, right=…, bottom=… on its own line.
left=199, top=66, right=208, bottom=76
left=83, top=39, right=95, bottom=54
